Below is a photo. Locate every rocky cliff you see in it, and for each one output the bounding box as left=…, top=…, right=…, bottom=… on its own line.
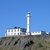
left=0, top=35, right=50, bottom=50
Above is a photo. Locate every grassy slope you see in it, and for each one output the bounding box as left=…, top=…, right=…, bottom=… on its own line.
left=31, top=40, right=50, bottom=50
left=0, top=36, right=50, bottom=50
left=0, top=40, right=50, bottom=50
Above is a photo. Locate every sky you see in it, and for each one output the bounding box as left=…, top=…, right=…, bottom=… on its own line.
left=0, top=0, right=50, bottom=37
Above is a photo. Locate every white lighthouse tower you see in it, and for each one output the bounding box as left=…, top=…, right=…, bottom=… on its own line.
left=26, top=12, right=31, bottom=35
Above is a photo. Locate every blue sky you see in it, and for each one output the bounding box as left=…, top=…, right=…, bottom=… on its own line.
left=0, top=0, right=50, bottom=37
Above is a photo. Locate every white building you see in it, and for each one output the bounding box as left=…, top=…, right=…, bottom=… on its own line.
left=46, top=32, right=50, bottom=35
left=5, top=12, right=48, bottom=36
left=5, top=27, right=26, bottom=36
left=31, top=31, right=46, bottom=35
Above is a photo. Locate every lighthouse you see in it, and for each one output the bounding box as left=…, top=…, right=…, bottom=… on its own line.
left=26, top=12, right=31, bottom=35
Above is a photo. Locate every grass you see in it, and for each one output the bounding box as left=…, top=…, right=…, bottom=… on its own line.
left=0, top=40, right=50, bottom=50
left=0, top=36, right=50, bottom=50
left=31, top=40, right=50, bottom=50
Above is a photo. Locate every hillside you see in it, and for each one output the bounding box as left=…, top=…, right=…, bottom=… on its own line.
left=0, top=35, right=50, bottom=50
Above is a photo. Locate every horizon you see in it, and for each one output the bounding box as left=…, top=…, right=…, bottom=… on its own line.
left=0, top=0, right=50, bottom=37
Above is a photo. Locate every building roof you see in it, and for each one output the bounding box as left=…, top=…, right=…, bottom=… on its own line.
left=7, top=27, right=27, bottom=30
left=32, top=30, right=46, bottom=32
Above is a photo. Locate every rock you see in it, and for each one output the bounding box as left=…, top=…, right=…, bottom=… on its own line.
left=13, top=38, right=20, bottom=45
left=0, top=39, right=9, bottom=47
left=25, top=47, right=31, bottom=50
left=20, top=37, right=33, bottom=50
left=47, top=48, right=50, bottom=50
left=10, top=38, right=20, bottom=46
left=35, top=43, right=43, bottom=48
left=8, top=48, right=14, bottom=50
left=0, top=36, right=34, bottom=50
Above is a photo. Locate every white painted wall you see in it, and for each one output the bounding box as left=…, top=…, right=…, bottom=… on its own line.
left=46, top=32, right=49, bottom=34
left=31, top=31, right=46, bottom=35
left=31, top=31, right=41, bottom=35
left=26, top=12, right=31, bottom=35
left=27, top=17, right=30, bottom=33
left=5, top=28, right=26, bottom=36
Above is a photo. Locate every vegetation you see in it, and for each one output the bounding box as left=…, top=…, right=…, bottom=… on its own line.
left=0, top=35, right=50, bottom=50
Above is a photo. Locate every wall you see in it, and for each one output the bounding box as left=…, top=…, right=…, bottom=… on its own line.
left=31, top=31, right=46, bottom=35
left=5, top=28, right=26, bottom=36
left=31, top=31, right=41, bottom=35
